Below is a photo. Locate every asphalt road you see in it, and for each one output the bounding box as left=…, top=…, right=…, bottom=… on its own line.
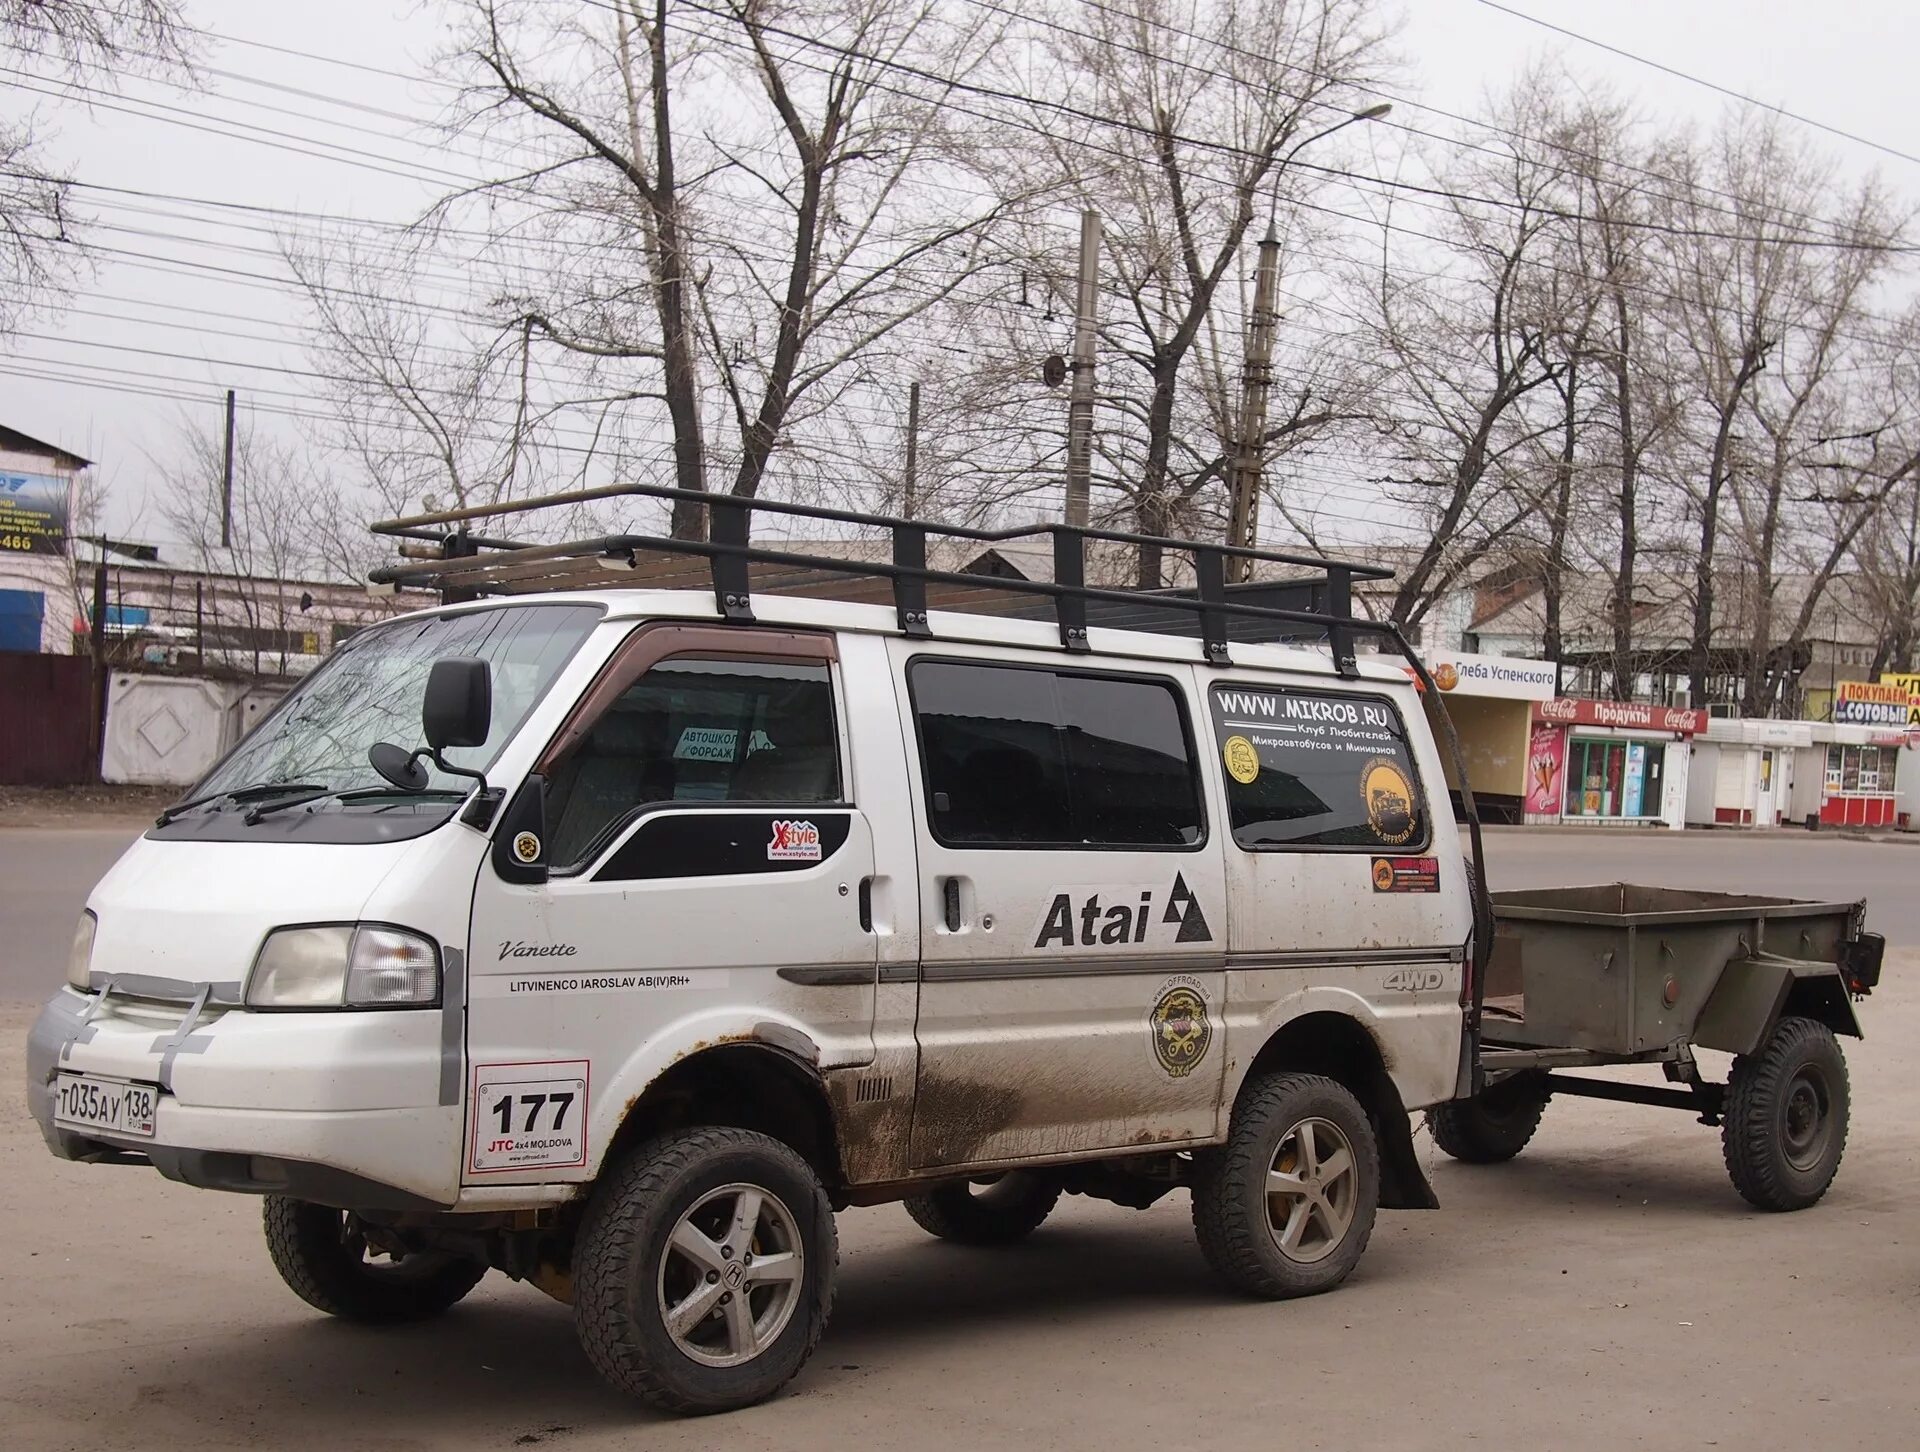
left=4, top=824, right=1917, bottom=1448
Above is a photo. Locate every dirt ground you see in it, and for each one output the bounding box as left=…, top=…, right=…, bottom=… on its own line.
left=0, top=785, right=175, bottom=830
left=4, top=958, right=1917, bottom=1451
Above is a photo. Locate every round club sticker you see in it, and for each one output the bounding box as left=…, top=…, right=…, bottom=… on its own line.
left=1223, top=735, right=1261, bottom=785
left=1361, top=758, right=1417, bottom=845
left=512, top=831, right=542, bottom=864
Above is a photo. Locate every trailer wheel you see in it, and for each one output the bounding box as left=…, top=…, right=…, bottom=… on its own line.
left=573, top=1127, right=837, bottom=1415
left=1425, top=1073, right=1549, bottom=1164
left=1191, top=1072, right=1380, bottom=1299
left=262, top=1197, right=486, bottom=1323
left=1722, top=1015, right=1850, bottom=1212
left=903, top=1172, right=1061, bottom=1244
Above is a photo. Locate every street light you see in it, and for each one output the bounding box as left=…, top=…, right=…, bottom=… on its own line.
left=1229, top=103, right=1393, bottom=581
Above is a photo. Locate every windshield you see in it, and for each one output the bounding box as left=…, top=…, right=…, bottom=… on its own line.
left=196, top=602, right=603, bottom=799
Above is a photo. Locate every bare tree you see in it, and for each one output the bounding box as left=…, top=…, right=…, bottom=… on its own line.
left=393, top=0, right=1022, bottom=540
left=1360, top=75, right=1574, bottom=630
left=0, top=1, right=194, bottom=333
left=1018, top=0, right=1393, bottom=585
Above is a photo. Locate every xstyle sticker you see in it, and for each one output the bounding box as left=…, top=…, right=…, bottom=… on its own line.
left=767, top=819, right=824, bottom=862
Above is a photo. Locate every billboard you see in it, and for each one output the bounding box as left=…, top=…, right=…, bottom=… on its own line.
left=1834, top=680, right=1918, bottom=728
left=0, top=471, right=71, bottom=555
left=1532, top=696, right=1708, bottom=735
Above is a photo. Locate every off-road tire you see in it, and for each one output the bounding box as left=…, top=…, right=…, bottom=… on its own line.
left=573, top=1127, right=837, bottom=1415
left=902, top=1172, right=1062, bottom=1245
left=1722, top=1015, right=1850, bottom=1212
left=1425, top=1073, right=1549, bottom=1163
left=1191, top=1072, right=1380, bottom=1299
left=262, top=1197, right=486, bottom=1323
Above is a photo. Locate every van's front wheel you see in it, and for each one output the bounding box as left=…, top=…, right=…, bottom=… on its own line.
left=1191, top=1073, right=1380, bottom=1299
left=573, top=1127, right=837, bottom=1415
left=262, top=1197, right=486, bottom=1323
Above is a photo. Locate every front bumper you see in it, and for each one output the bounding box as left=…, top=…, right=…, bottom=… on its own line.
left=27, top=987, right=462, bottom=1209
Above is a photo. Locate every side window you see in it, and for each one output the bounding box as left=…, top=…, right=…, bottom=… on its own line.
left=546, top=657, right=839, bottom=866
left=1208, top=682, right=1429, bottom=851
left=908, top=660, right=1203, bottom=849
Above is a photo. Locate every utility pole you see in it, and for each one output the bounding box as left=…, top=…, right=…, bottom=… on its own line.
left=1064, top=209, right=1101, bottom=528
left=1226, top=229, right=1282, bottom=584
left=904, top=380, right=921, bottom=520
left=220, top=388, right=237, bottom=549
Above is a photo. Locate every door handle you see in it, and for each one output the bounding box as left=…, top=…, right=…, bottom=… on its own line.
left=942, top=876, right=963, bottom=932
left=858, top=878, right=873, bottom=933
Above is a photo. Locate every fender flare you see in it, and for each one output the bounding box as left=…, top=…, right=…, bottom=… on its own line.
left=1694, top=956, right=1862, bottom=1058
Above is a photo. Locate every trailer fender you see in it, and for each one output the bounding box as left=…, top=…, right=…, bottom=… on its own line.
left=1694, top=956, right=1862, bottom=1057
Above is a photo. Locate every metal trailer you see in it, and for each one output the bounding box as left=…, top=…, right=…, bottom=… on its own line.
left=1432, top=884, right=1885, bottom=1211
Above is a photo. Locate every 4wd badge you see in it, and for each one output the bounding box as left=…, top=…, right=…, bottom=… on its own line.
left=1148, top=976, right=1212, bottom=1078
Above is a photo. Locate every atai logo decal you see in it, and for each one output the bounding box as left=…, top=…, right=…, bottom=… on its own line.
left=1148, top=975, right=1213, bottom=1078
left=1033, top=873, right=1213, bottom=948
left=767, top=819, right=824, bottom=862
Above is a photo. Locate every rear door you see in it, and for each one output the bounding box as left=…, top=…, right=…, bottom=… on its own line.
left=887, top=643, right=1228, bottom=1170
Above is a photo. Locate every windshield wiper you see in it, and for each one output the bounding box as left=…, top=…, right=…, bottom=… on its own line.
left=242, top=784, right=467, bottom=824
left=155, top=781, right=328, bottom=827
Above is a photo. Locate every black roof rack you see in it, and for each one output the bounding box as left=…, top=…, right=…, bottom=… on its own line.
left=369, top=482, right=1395, bottom=676
left=367, top=480, right=1494, bottom=1018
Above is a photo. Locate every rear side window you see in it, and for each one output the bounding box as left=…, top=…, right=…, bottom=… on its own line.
left=1209, top=682, right=1428, bottom=850
left=909, top=660, right=1203, bottom=849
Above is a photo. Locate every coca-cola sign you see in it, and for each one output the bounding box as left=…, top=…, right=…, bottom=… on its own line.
left=1531, top=697, right=1708, bottom=734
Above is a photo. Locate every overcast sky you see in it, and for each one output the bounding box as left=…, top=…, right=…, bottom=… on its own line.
left=5, top=0, right=1918, bottom=546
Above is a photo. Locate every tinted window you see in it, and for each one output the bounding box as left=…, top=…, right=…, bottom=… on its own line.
left=1209, top=683, right=1428, bottom=850
left=910, top=661, right=1202, bottom=848
left=546, top=658, right=839, bottom=866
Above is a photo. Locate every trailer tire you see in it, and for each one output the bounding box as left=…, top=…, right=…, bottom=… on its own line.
left=903, top=1172, right=1061, bottom=1244
left=262, top=1197, right=486, bottom=1323
left=1192, top=1072, right=1379, bottom=1299
left=1722, top=1015, right=1850, bottom=1212
left=573, top=1126, right=836, bottom=1415
left=1425, top=1073, right=1549, bottom=1164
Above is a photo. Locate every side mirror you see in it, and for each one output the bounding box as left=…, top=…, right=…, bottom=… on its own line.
left=424, top=657, right=491, bottom=753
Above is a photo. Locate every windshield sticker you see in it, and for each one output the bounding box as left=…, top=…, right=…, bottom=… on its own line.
left=674, top=726, right=738, bottom=762
left=468, top=1059, right=589, bottom=1175
left=767, top=819, right=824, bottom=862
left=1148, top=976, right=1213, bottom=1078
left=1033, top=873, right=1213, bottom=948
left=1223, top=735, right=1261, bottom=784
left=1361, top=759, right=1418, bottom=845
left=1371, top=855, right=1441, bottom=893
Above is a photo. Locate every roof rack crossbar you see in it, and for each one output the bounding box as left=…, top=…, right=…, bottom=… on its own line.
left=367, top=482, right=1395, bottom=668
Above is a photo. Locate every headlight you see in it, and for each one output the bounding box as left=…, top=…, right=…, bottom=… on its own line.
left=66, top=910, right=97, bottom=990
left=246, top=924, right=440, bottom=1009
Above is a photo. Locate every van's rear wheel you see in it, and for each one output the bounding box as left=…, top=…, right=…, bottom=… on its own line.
left=1191, top=1072, right=1380, bottom=1299
left=903, top=1172, right=1061, bottom=1244
left=1425, top=1072, right=1549, bottom=1163
left=573, top=1127, right=837, bottom=1415
left=262, top=1197, right=486, bottom=1323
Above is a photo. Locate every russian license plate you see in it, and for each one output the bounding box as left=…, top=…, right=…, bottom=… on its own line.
left=53, top=1073, right=158, bottom=1138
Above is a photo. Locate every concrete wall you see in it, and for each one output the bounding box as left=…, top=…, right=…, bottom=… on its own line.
left=101, top=673, right=289, bottom=787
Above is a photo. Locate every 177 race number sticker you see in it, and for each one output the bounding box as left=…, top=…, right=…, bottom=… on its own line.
left=468, top=1059, right=590, bottom=1175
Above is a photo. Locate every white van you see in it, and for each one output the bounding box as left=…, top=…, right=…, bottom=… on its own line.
left=28, top=497, right=1479, bottom=1414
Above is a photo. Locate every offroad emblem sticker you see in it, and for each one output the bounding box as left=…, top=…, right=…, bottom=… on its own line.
left=1223, top=734, right=1261, bottom=784
left=512, top=830, right=542, bottom=863
left=1148, top=976, right=1213, bottom=1078
left=1361, top=757, right=1418, bottom=845
left=767, top=819, right=823, bottom=862
left=1033, top=873, right=1213, bottom=948
left=1371, top=855, right=1440, bottom=892
left=468, top=1059, right=589, bottom=1175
